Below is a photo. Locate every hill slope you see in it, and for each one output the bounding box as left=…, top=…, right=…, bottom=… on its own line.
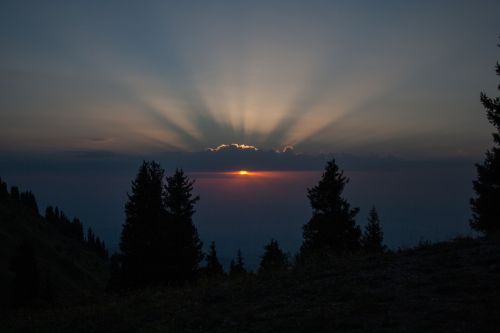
left=0, top=190, right=109, bottom=307
left=4, top=237, right=500, bottom=332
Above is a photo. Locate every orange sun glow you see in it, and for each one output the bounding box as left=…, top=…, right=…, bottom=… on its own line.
left=238, top=170, right=250, bottom=175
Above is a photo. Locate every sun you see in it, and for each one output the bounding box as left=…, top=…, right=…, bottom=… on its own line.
left=238, top=170, right=250, bottom=175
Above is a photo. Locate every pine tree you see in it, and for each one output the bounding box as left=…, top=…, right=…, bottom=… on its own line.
left=100, top=239, right=109, bottom=260
left=300, top=159, right=361, bottom=258
left=258, top=239, right=288, bottom=274
left=471, top=40, right=500, bottom=235
left=162, top=168, right=203, bottom=284
left=20, top=191, right=39, bottom=215
left=0, top=177, right=8, bottom=198
left=229, top=249, right=246, bottom=277
left=361, top=206, right=386, bottom=253
left=9, top=240, right=39, bottom=306
left=71, top=218, right=85, bottom=243
left=10, top=186, right=20, bottom=201
left=120, top=161, right=165, bottom=287
left=107, top=253, right=124, bottom=292
left=118, top=162, right=203, bottom=288
left=119, top=161, right=165, bottom=287
left=45, top=206, right=55, bottom=222
left=87, top=227, right=96, bottom=247
left=205, top=241, right=224, bottom=277
left=54, top=207, right=60, bottom=221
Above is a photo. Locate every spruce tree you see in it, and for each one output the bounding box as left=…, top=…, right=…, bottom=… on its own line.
left=471, top=41, right=500, bottom=235
left=71, top=218, right=85, bottom=243
left=20, top=191, right=39, bottom=215
left=107, top=253, right=124, bottom=292
left=87, top=227, right=96, bottom=247
left=10, top=186, right=20, bottom=201
left=361, top=206, right=386, bottom=253
left=118, top=162, right=203, bottom=287
left=45, top=206, right=55, bottom=222
left=9, top=240, right=39, bottom=306
left=229, top=249, right=246, bottom=277
left=120, top=161, right=165, bottom=287
left=0, top=177, right=8, bottom=198
left=300, top=159, right=361, bottom=258
left=163, top=168, right=203, bottom=284
left=258, top=239, right=288, bottom=274
left=205, top=241, right=224, bottom=277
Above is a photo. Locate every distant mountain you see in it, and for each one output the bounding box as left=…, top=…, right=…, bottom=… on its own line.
left=0, top=178, right=109, bottom=308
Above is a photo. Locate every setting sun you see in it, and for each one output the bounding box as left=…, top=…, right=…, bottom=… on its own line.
left=238, top=170, right=250, bottom=175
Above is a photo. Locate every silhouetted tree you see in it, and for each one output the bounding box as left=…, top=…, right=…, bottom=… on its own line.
left=361, top=206, right=386, bottom=253
left=162, top=168, right=203, bottom=284
left=100, top=239, right=109, bottom=259
left=258, top=239, right=288, bottom=274
left=229, top=249, right=246, bottom=277
left=300, top=159, right=361, bottom=258
left=107, top=253, right=124, bottom=292
left=46, top=205, right=99, bottom=249
left=471, top=40, right=500, bottom=235
left=119, top=162, right=202, bottom=288
left=54, top=207, right=60, bottom=221
left=20, top=191, right=39, bottom=215
left=205, top=241, right=224, bottom=277
left=87, top=227, right=96, bottom=246
left=94, top=237, right=108, bottom=259
left=119, top=161, right=166, bottom=287
left=71, top=218, right=85, bottom=243
left=84, top=227, right=108, bottom=259
left=40, top=269, right=55, bottom=304
left=10, top=186, right=20, bottom=201
left=0, top=177, right=8, bottom=198
left=9, top=240, right=39, bottom=306
left=45, top=206, right=55, bottom=221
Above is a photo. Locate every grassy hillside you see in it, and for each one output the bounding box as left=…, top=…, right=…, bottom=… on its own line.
left=4, top=237, right=500, bottom=332
left=0, top=193, right=109, bottom=308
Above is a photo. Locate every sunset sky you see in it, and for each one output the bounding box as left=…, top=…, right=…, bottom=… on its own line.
left=1, top=1, right=499, bottom=267
left=2, top=0, right=499, bottom=156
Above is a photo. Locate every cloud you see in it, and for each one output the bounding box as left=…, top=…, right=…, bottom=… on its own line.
left=0, top=146, right=477, bottom=178
left=207, top=143, right=259, bottom=152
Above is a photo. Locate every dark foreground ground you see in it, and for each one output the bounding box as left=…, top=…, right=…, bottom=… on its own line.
left=3, top=237, right=500, bottom=332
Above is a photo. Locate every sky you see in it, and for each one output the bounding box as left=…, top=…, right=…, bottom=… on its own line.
left=1, top=1, right=500, bottom=268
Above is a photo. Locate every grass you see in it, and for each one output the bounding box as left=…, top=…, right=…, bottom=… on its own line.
left=3, top=236, right=500, bottom=332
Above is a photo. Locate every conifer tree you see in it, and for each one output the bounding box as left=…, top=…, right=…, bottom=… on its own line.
left=163, top=168, right=203, bottom=284
left=0, top=177, right=8, bottom=198
left=107, top=253, right=124, bottom=292
left=119, top=161, right=165, bottom=287
left=118, top=162, right=202, bottom=288
left=54, top=207, right=60, bottom=220
left=10, top=186, right=20, bottom=201
left=258, top=239, right=288, bottom=274
left=471, top=40, right=500, bottom=235
left=205, top=241, right=224, bottom=277
left=229, top=249, right=246, bottom=277
left=71, top=218, right=85, bottom=243
left=9, top=240, right=39, bottom=306
left=20, top=191, right=39, bottom=215
left=300, top=159, right=361, bottom=258
left=100, top=239, right=109, bottom=259
left=361, top=206, right=386, bottom=253
left=87, top=227, right=96, bottom=247
left=45, top=206, right=55, bottom=221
